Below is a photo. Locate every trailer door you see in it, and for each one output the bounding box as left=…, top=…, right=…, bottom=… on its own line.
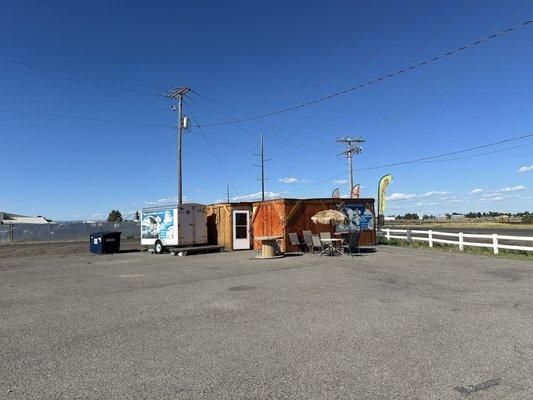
left=232, top=210, right=250, bottom=250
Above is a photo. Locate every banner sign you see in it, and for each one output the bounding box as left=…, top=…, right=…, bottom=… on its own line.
left=336, top=203, right=374, bottom=232
left=141, top=209, right=176, bottom=240
left=331, top=188, right=340, bottom=198
left=351, top=184, right=360, bottom=199
left=377, top=174, right=393, bottom=215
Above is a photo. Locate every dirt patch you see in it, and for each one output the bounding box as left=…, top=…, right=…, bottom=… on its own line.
left=0, top=240, right=142, bottom=259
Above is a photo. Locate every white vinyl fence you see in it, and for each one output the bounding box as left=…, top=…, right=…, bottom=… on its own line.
left=380, top=228, right=533, bottom=254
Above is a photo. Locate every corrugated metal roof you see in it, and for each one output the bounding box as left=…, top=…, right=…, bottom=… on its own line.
left=0, top=212, right=52, bottom=224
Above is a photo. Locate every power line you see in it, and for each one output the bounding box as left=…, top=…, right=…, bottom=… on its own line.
left=186, top=96, right=338, bottom=156
left=350, top=4, right=533, bottom=135
left=302, top=7, right=466, bottom=137
left=186, top=107, right=240, bottom=196
left=0, top=51, right=170, bottom=90
left=357, top=133, right=533, bottom=171
left=283, top=133, right=533, bottom=194
left=0, top=107, right=173, bottom=128
left=197, top=19, right=533, bottom=128
left=0, top=105, right=338, bottom=165
left=413, top=141, right=533, bottom=164
left=266, top=0, right=371, bottom=151
left=0, top=57, right=169, bottom=92
left=189, top=91, right=337, bottom=150
left=0, top=65, right=160, bottom=96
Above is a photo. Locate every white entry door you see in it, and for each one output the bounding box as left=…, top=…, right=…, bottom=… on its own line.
left=232, top=210, right=250, bottom=250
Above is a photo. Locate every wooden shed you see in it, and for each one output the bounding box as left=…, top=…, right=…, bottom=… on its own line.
left=206, top=203, right=253, bottom=251
left=251, top=198, right=376, bottom=252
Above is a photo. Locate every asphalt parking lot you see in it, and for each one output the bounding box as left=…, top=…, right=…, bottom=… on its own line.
left=1, top=243, right=531, bottom=399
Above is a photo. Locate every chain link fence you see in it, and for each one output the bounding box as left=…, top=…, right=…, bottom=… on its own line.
left=0, top=221, right=140, bottom=244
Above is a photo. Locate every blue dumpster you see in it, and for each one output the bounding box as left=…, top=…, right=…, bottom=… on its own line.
left=89, top=231, right=121, bottom=254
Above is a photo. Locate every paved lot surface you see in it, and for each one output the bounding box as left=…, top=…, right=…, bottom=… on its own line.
left=1, top=243, right=532, bottom=399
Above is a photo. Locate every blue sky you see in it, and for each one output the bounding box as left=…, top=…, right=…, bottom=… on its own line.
left=1, top=0, right=532, bottom=220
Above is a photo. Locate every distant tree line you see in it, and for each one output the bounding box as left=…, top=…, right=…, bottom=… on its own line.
left=392, top=211, right=532, bottom=223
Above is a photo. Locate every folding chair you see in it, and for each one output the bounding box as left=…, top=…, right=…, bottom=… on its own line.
left=342, top=231, right=361, bottom=256
left=311, top=234, right=325, bottom=255
left=319, top=231, right=331, bottom=240
left=302, top=230, right=313, bottom=252
left=288, top=232, right=306, bottom=254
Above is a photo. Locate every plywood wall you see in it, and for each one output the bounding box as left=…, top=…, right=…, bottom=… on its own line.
left=206, top=203, right=252, bottom=251
left=252, top=198, right=376, bottom=252
left=251, top=200, right=286, bottom=250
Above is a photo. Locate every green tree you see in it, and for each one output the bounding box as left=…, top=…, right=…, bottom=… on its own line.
left=523, top=214, right=533, bottom=224
left=107, top=210, right=123, bottom=222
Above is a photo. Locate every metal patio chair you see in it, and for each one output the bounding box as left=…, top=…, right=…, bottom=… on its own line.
left=311, top=234, right=325, bottom=255
left=342, top=231, right=361, bottom=257
left=302, top=230, right=313, bottom=252
left=288, top=232, right=306, bottom=254
left=319, top=231, right=331, bottom=240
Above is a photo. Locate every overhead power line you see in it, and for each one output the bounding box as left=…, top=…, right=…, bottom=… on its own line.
left=186, top=107, right=240, bottom=196
left=0, top=105, right=341, bottom=165
left=0, top=107, right=173, bottom=128
left=0, top=51, right=171, bottom=90
left=357, top=133, right=533, bottom=171
left=198, top=19, right=533, bottom=128
left=414, top=141, right=533, bottom=164
left=0, top=58, right=168, bottom=93
left=186, top=95, right=338, bottom=156
left=284, top=133, right=533, bottom=194
left=0, top=65, right=160, bottom=96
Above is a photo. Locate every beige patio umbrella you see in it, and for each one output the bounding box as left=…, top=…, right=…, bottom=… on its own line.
left=311, top=209, right=348, bottom=225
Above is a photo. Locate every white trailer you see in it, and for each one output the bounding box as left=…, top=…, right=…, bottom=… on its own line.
left=141, top=203, right=208, bottom=254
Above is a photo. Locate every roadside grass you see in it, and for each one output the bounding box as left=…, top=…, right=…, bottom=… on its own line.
left=385, top=222, right=533, bottom=230
left=378, top=237, right=533, bottom=262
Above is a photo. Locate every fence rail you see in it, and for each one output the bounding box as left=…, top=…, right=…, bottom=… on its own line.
left=380, top=228, right=533, bottom=254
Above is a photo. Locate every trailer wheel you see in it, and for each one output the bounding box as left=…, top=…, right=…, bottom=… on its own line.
left=154, top=240, right=164, bottom=254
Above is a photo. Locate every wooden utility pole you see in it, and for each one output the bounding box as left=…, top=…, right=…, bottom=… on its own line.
left=260, top=133, right=265, bottom=201
left=336, top=136, right=365, bottom=197
left=254, top=133, right=269, bottom=201
left=162, top=86, right=190, bottom=206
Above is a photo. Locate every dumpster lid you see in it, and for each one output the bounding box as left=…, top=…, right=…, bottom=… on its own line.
left=90, top=231, right=122, bottom=237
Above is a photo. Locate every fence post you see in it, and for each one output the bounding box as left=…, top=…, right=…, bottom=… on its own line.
left=428, top=230, right=433, bottom=248
left=492, top=234, right=499, bottom=254
left=386, top=228, right=390, bottom=241
left=459, top=232, right=464, bottom=251
left=406, top=229, right=412, bottom=245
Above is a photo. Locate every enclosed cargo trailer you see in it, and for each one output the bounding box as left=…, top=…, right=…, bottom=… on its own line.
left=141, top=203, right=208, bottom=253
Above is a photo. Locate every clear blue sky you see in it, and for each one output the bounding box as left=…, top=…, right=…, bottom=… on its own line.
left=1, top=0, right=532, bottom=220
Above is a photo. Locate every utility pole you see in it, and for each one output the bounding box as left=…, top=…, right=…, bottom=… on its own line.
left=336, top=136, right=365, bottom=197
left=260, top=133, right=265, bottom=201
left=226, top=184, right=230, bottom=203
left=161, top=86, right=190, bottom=206
left=254, top=133, right=270, bottom=201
